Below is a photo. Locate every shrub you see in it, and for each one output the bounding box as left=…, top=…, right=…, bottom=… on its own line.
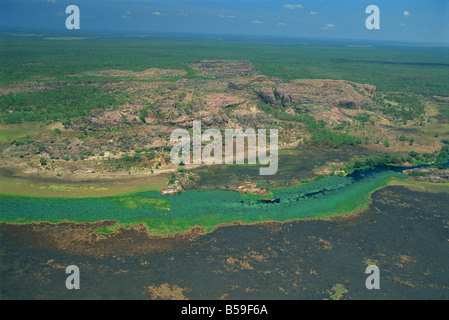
left=310, top=129, right=361, bottom=148
left=408, top=170, right=428, bottom=177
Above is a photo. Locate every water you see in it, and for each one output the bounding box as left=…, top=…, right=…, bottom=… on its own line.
left=0, top=167, right=407, bottom=234
left=1, top=143, right=443, bottom=234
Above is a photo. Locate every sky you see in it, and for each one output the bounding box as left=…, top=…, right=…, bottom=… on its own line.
left=1, top=0, right=448, bottom=44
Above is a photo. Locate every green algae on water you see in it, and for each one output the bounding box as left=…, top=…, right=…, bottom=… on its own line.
left=0, top=169, right=407, bottom=235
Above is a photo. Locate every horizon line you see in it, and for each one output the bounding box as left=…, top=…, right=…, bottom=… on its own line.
left=1, top=26, right=448, bottom=47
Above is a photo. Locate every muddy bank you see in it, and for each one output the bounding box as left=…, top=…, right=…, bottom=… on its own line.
left=0, top=221, right=206, bottom=256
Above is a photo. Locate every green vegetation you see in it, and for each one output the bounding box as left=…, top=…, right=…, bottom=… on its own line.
left=351, top=153, right=403, bottom=171
left=0, top=85, right=127, bottom=124
left=433, top=100, right=449, bottom=123
left=375, top=93, right=426, bottom=123
left=330, top=284, right=348, bottom=300
left=348, top=145, right=449, bottom=172
left=256, top=100, right=360, bottom=148
left=311, top=129, right=361, bottom=148
left=1, top=34, right=448, bottom=96
left=435, top=145, right=449, bottom=169
left=408, top=170, right=429, bottom=177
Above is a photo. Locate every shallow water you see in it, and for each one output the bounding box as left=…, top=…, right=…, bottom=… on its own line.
left=0, top=168, right=406, bottom=234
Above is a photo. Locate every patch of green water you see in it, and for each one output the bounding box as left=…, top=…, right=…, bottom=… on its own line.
left=0, top=170, right=406, bottom=234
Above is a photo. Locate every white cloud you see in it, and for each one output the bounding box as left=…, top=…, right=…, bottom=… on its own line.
left=403, top=11, right=410, bottom=17
left=277, top=22, right=287, bottom=27
left=284, top=4, right=303, bottom=10
left=252, top=20, right=264, bottom=24
left=152, top=11, right=162, bottom=16
left=321, top=24, right=335, bottom=30
left=310, top=11, right=317, bottom=15
left=122, top=11, right=132, bottom=19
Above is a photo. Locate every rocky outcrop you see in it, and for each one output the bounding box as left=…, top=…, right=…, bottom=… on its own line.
left=269, top=79, right=375, bottom=110
left=160, top=170, right=198, bottom=195
left=235, top=181, right=268, bottom=195
left=3, top=60, right=383, bottom=176
left=190, top=60, right=259, bottom=79
left=160, top=183, right=183, bottom=195
left=404, top=168, right=449, bottom=183
left=255, top=86, right=277, bottom=105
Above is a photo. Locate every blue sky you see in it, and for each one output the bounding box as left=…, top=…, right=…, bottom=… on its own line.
left=1, top=0, right=448, bottom=43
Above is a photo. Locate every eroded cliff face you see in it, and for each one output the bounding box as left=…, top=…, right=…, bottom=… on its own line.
left=256, top=79, right=375, bottom=109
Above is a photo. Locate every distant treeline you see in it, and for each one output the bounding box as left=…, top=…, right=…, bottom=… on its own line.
left=332, top=58, right=449, bottom=68
left=1, top=35, right=448, bottom=96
